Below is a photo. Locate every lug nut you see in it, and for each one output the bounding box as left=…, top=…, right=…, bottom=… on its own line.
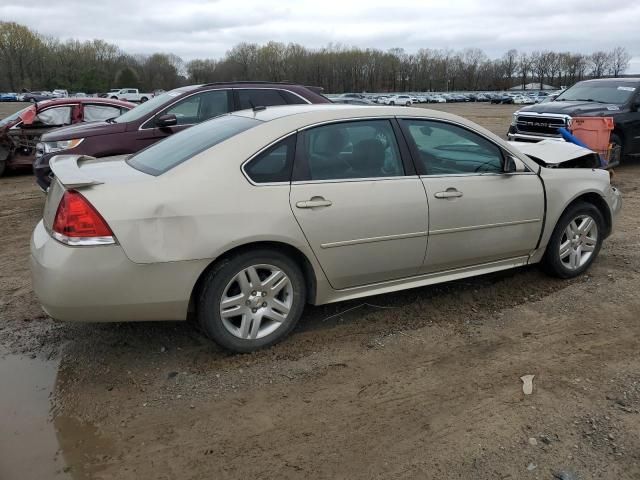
left=262, top=302, right=267, bottom=307
left=251, top=308, right=257, bottom=313
left=245, top=300, right=251, bottom=306
left=261, top=291, right=267, bottom=297
left=252, top=291, right=257, bottom=296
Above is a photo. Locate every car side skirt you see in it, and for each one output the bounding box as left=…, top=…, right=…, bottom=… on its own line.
left=314, top=255, right=533, bottom=305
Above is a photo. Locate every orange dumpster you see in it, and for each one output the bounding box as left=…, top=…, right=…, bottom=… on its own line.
left=568, top=117, right=614, bottom=153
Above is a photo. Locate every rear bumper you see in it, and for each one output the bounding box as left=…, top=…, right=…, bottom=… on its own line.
left=30, top=220, right=209, bottom=322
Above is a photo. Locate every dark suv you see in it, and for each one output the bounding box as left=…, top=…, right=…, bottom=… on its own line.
left=34, top=82, right=329, bottom=190
left=508, top=78, right=640, bottom=161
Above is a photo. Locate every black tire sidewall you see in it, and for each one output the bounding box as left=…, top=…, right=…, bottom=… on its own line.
left=198, top=250, right=306, bottom=353
left=543, top=202, right=605, bottom=278
left=0, top=160, right=6, bottom=177
left=610, top=133, right=625, bottom=162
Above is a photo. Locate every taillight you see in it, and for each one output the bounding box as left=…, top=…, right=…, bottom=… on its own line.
left=52, top=190, right=115, bottom=246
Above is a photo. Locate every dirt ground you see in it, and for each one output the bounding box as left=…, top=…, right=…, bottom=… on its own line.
left=1, top=101, right=640, bottom=480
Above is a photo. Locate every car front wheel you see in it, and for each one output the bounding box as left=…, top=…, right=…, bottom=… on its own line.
left=197, top=249, right=306, bottom=353
left=542, top=202, right=604, bottom=278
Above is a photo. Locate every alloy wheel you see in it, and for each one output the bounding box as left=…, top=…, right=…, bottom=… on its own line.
left=219, top=264, right=293, bottom=340
left=559, top=215, right=598, bottom=270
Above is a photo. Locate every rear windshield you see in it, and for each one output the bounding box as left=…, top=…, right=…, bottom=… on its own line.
left=127, top=115, right=262, bottom=175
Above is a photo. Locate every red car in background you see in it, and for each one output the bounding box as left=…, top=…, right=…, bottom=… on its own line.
left=0, top=97, right=134, bottom=177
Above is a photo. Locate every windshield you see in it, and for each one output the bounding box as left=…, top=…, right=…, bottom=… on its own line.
left=114, top=90, right=186, bottom=123
left=0, top=107, right=30, bottom=127
left=555, top=82, right=637, bottom=104
left=127, top=114, right=262, bottom=175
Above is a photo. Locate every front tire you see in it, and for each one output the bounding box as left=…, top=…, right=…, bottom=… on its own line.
left=542, top=202, right=604, bottom=278
left=197, top=249, right=306, bottom=353
left=610, top=133, right=624, bottom=166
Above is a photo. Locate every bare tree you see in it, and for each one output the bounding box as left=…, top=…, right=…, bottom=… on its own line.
left=609, top=46, right=631, bottom=77
left=590, top=51, right=612, bottom=78
left=502, top=49, right=518, bottom=88
left=517, top=52, right=532, bottom=89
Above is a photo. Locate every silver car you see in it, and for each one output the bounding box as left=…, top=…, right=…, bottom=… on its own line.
left=30, top=105, right=621, bottom=352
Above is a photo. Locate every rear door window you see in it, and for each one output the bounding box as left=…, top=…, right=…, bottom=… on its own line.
left=296, top=120, right=404, bottom=181
left=237, top=89, right=289, bottom=109
left=83, top=104, right=122, bottom=122
left=160, top=90, right=231, bottom=126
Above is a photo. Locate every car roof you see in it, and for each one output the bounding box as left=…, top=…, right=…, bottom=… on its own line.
left=36, top=97, right=135, bottom=108
left=231, top=104, right=475, bottom=127
left=582, top=77, right=640, bottom=83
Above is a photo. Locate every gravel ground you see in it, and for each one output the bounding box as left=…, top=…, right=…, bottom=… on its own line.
left=1, top=101, right=639, bottom=479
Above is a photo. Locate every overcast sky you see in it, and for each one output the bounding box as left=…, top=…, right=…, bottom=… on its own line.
left=2, top=0, right=639, bottom=72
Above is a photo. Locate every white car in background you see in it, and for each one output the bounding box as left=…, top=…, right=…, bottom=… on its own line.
left=386, top=94, right=413, bottom=106
left=513, top=95, right=534, bottom=105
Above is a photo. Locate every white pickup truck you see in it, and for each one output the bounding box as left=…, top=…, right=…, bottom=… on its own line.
left=108, top=88, right=153, bottom=103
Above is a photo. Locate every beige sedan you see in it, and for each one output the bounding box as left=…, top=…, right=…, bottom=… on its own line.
left=31, top=105, right=621, bottom=352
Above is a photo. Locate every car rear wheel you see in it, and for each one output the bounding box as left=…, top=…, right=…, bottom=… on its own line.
left=197, top=249, right=306, bottom=353
left=542, top=201, right=604, bottom=278
left=140, top=97, right=148, bottom=102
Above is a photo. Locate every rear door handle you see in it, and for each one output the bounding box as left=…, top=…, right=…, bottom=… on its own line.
left=296, top=197, right=333, bottom=209
left=434, top=189, right=463, bottom=199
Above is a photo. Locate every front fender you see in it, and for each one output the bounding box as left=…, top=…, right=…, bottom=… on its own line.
left=532, top=167, right=615, bottom=261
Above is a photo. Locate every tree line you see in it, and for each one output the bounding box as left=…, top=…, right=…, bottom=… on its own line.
left=0, top=21, right=633, bottom=94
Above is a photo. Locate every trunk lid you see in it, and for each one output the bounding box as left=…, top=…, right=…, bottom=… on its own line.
left=43, top=154, right=151, bottom=231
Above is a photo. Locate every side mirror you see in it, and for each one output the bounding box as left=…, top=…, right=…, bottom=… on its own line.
left=156, top=114, right=177, bottom=128
left=504, top=155, right=524, bottom=174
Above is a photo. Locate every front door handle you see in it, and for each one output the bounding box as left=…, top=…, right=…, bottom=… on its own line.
left=434, top=189, right=463, bottom=199
left=296, top=197, right=333, bottom=209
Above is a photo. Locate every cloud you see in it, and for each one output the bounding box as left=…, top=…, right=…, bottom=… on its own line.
left=1, top=0, right=638, bottom=71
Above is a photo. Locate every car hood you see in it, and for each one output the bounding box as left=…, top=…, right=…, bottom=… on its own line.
left=508, top=140, right=600, bottom=168
left=41, top=121, right=127, bottom=141
left=517, top=100, right=623, bottom=116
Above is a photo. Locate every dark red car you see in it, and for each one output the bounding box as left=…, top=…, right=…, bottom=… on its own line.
left=0, top=97, right=134, bottom=177
left=34, top=82, right=330, bottom=190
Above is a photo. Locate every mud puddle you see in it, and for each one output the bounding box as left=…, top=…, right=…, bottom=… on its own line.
left=0, top=349, right=69, bottom=479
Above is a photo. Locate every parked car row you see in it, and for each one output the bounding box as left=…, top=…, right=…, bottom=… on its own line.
left=333, top=91, right=562, bottom=105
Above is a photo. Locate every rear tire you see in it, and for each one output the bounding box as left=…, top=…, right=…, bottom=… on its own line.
left=140, top=97, right=148, bottom=102
left=542, top=201, right=605, bottom=279
left=197, top=249, right=306, bottom=353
